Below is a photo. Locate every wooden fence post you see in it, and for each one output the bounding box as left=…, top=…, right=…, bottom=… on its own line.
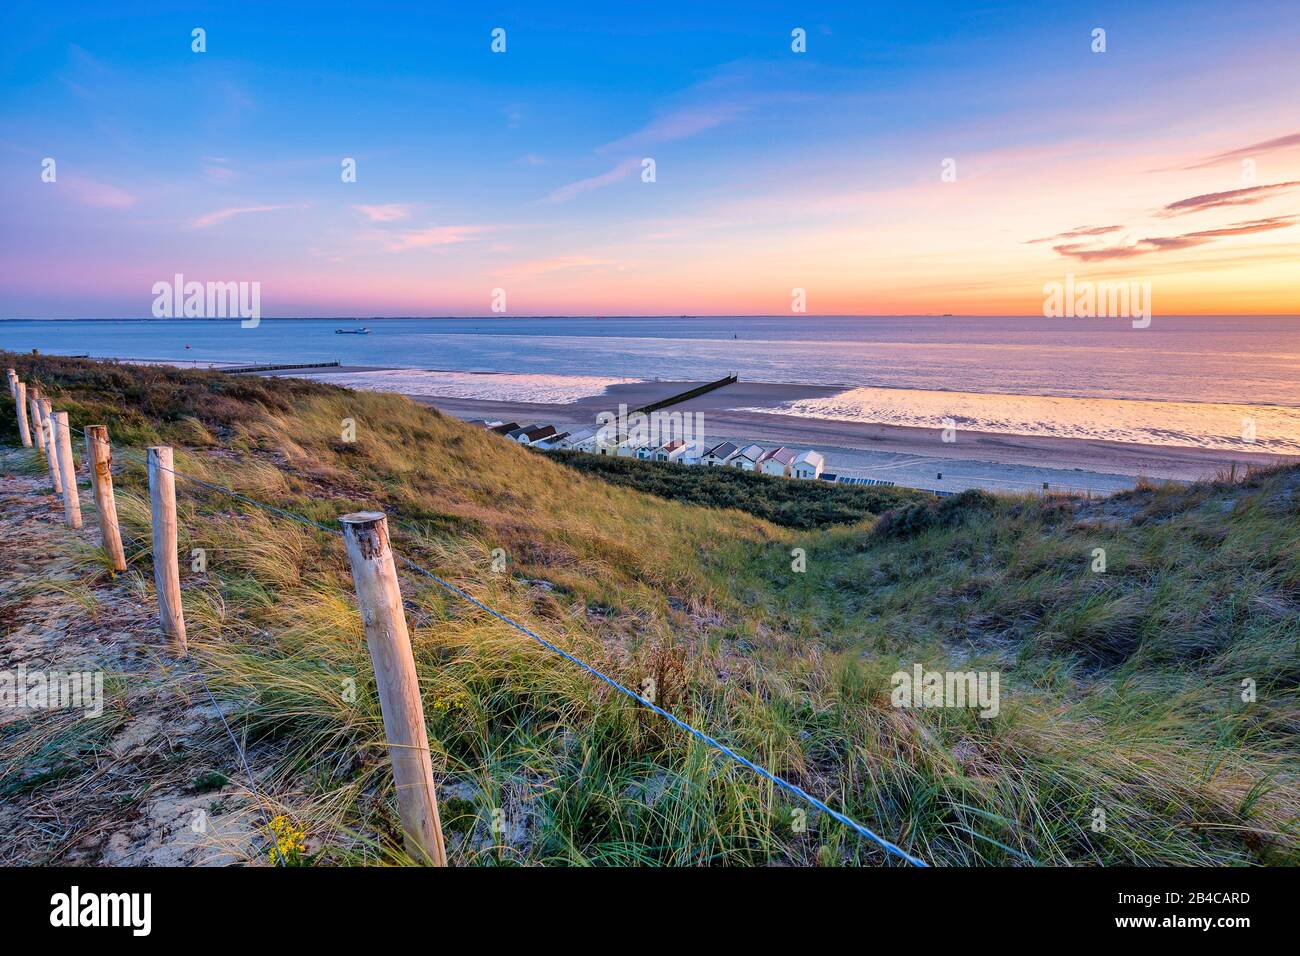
left=6, top=369, right=16, bottom=398
left=38, top=398, right=62, bottom=495
left=339, top=511, right=447, bottom=866
left=14, top=382, right=32, bottom=448
left=86, top=425, right=128, bottom=573
left=52, top=412, right=82, bottom=529
left=147, top=446, right=187, bottom=656
left=28, top=387, right=45, bottom=457
left=83, top=426, right=96, bottom=495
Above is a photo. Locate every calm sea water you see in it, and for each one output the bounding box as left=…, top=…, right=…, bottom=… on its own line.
left=4, top=316, right=1299, bottom=451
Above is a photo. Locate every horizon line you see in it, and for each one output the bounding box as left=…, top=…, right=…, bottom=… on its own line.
left=5, top=313, right=1300, bottom=321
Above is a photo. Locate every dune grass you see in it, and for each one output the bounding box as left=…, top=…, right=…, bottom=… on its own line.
left=543, top=447, right=926, bottom=529
left=3, top=351, right=1296, bottom=866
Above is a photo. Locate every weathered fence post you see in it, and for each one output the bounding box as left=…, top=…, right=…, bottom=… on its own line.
left=52, top=412, right=82, bottom=529
left=28, top=387, right=45, bottom=456
left=83, top=426, right=96, bottom=495
left=86, top=425, right=128, bottom=573
left=6, top=369, right=16, bottom=397
left=14, top=381, right=32, bottom=447
left=339, top=511, right=447, bottom=866
left=38, top=398, right=62, bottom=495
left=147, top=446, right=187, bottom=656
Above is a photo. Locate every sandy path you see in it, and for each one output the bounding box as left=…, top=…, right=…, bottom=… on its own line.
left=0, top=450, right=277, bottom=865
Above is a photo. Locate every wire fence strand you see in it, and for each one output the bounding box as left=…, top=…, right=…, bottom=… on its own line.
left=73, top=427, right=928, bottom=867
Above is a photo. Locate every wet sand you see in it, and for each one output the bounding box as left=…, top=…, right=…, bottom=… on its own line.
left=398, top=380, right=1293, bottom=495
left=127, top=358, right=1298, bottom=495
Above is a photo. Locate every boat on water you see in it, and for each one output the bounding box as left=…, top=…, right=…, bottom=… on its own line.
left=335, top=327, right=371, bottom=334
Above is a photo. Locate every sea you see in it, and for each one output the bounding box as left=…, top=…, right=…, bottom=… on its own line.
left=3, top=315, right=1299, bottom=453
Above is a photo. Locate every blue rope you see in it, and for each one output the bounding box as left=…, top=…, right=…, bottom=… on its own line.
left=394, top=552, right=928, bottom=866
left=96, top=431, right=927, bottom=866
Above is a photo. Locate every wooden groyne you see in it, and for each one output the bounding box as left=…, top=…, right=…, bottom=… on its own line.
left=221, top=361, right=341, bottom=374
left=633, top=374, right=737, bottom=415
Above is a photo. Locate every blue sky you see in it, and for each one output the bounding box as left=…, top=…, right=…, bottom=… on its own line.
left=2, top=1, right=1298, bottom=316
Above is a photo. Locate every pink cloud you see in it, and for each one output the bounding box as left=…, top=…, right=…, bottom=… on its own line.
left=65, top=176, right=135, bottom=208
left=600, top=102, right=750, bottom=153
left=497, top=256, right=610, bottom=278
left=1159, top=181, right=1300, bottom=215
left=1027, top=225, right=1124, bottom=244
left=203, top=165, right=237, bottom=183
left=1186, top=131, right=1300, bottom=169
left=353, top=203, right=412, bottom=222
left=540, top=157, right=641, bottom=204
left=1052, top=216, right=1298, bottom=261
left=187, top=204, right=298, bottom=229
left=365, top=224, right=492, bottom=252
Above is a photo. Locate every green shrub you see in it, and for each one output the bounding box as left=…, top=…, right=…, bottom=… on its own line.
left=873, top=488, right=996, bottom=540
left=545, top=449, right=924, bottom=529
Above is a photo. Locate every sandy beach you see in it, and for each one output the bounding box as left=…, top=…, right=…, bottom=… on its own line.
left=279, top=367, right=1295, bottom=496
left=74, top=359, right=1295, bottom=494
left=66, top=357, right=1293, bottom=494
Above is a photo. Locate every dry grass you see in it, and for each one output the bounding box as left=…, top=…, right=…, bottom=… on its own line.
left=3, top=351, right=1296, bottom=866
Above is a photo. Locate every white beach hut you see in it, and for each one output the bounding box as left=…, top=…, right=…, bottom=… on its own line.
left=792, top=450, right=825, bottom=479
left=515, top=424, right=557, bottom=446
left=729, top=444, right=765, bottom=471
left=535, top=430, right=571, bottom=449
left=758, top=446, right=797, bottom=477
left=680, top=440, right=708, bottom=465
left=654, top=439, right=688, bottom=463
left=558, top=427, right=597, bottom=451
left=700, top=441, right=739, bottom=467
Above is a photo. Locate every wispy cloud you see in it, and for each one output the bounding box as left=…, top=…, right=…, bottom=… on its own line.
left=1186, top=131, right=1300, bottom=169
left=539, top=157, right=641, bottom=204
left=1052, top=216, right=1298, bottom=261
left=188, top=204, right=297, bottom=229
left=600, top=101, right=751, bottom=153
left=64, top=176, right=135, bottom=208
left=215, top=79, right=257, bottom=123
left=1026, top=225, right=1123, bottom=244
left=353, top=203, right=412, bottom=222
left=496, top=256, right=610, bottom=278
left=1159, top=181, right=1300, bottom=215
left=538, top=67, right=764, bottom=205
left=202, top=158, right=237, bottom=184
left=203, top=164, right=237, bottom=183
left=1165, top=216, right=1299, bottom=241
left=364, top=224, right=492, bottom=252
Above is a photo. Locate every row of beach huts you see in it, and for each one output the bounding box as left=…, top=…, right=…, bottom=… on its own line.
left=469, top=419, right=844, bottom=481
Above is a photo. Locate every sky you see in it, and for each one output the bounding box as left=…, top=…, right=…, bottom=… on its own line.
left=1, top=1, right=1298, bottom=318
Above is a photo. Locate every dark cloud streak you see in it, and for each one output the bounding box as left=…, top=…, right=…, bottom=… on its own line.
left=1160, top=181, right=1300, bottom=215
left=1051, top=216, right=1297, bottom=262
left=1186, top=131, right=1300, bottom=169
left=1026, top=224, right=1124, bottom=244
